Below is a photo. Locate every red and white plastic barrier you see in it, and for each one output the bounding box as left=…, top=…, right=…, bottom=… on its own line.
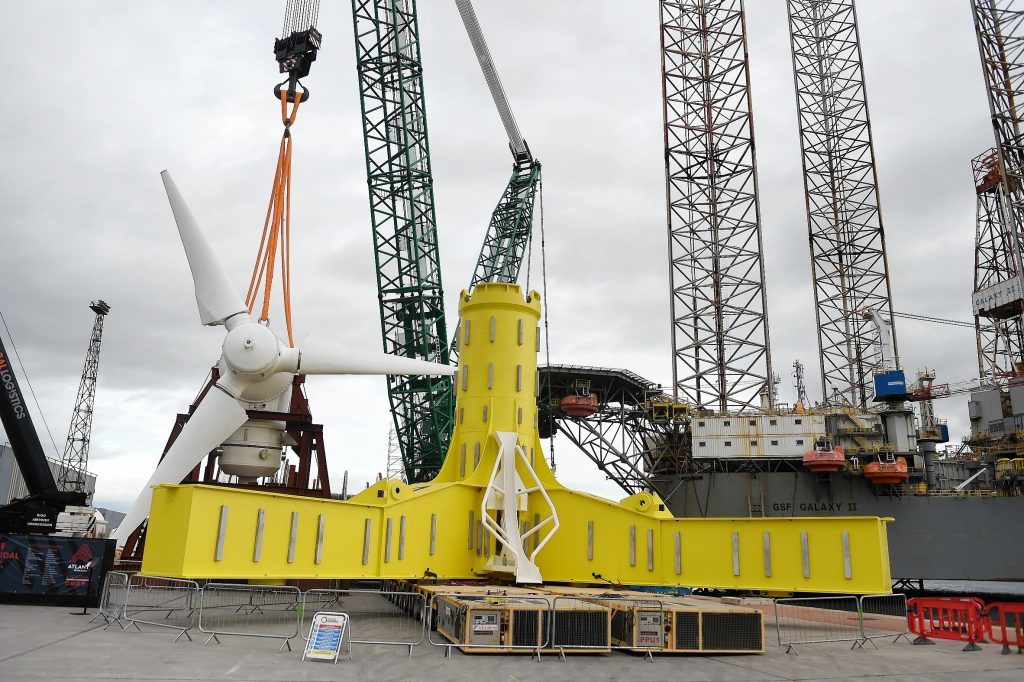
left=907, top=597, right=986, bottom=651
left=984, top=602, right=1024, bottom=655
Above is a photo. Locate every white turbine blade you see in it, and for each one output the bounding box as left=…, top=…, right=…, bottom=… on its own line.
left=161, top=171, right=248, bottom=327
left=112, top=386, right=247, bottom=545
left=299, top=334, right=455, bottom=376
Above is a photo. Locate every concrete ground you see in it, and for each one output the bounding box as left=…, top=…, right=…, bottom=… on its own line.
left=1, top=604, right=1023, bottom=681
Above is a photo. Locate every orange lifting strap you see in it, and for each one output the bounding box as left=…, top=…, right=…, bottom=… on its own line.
left=245, top=86, right=305, bottom=347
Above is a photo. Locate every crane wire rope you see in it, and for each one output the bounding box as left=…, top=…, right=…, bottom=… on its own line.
left=0, top=308, right=61, bottom=457
left=283, top=0, right=321, bottom=37
left=242, top=0, right=323, bottom=348
left=537, top=177, right=556, bottom=471
left=522, top=181, right=554, bottom=469
left=525, top=228, right=534, bottom=288
left=891, top=311, right=973, bottom=328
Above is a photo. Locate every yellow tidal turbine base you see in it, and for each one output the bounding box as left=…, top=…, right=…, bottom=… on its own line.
left=143, top=283, right=893, bottom=594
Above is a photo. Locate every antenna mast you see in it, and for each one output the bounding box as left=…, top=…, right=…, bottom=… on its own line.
left=793, top=360, right=809, bottom=407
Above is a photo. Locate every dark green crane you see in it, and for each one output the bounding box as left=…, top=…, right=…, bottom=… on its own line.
left=351, top=0, right=453, bottom=483
left=350, top=0, right=542, bottom=483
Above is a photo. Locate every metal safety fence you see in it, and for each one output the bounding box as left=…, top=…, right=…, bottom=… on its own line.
left=774, top=594, right=910, bottom=653
left=122, top=575, right=200, bottom=642
left=301, top=589, right=426, bottom=656
left=94, top=576, right=925, bottom=660
left=427, top=592, right=553, bottom=659
left=774, top=596, right=864, bottom=653
left=550, top=595, right=659, bottom=660
left=198, top=583, right=301, bottom=651
left=859, top=594, right=911, bottom=645
left=94, top=571, right=129, bottom=628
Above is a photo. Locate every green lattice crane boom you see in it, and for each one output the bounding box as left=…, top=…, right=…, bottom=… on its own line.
left=351, top=0, right=453, bottom=483
left=350, top=0, right=542, bottom=483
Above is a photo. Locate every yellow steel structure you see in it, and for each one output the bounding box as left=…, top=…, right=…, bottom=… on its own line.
left=143, top=284, right=893, bottom=594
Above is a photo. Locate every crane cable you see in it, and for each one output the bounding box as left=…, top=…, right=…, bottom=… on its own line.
left=244, top=0, right=322, bottom=348
left=0, top=309, right=61, bottom=457
left=524, top=177, right=555, bottom=469
left=245, top=86, right=305, bottom=348
left=537, top=178, right=555, bottom=471
left=891, top=311, right=973, bottom=328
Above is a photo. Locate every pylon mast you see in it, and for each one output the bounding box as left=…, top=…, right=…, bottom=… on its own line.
left=970, top=1, right=1024, bottom=380
left=58, top=300, right=110, bottom=497
left=661, top=0, right=774, bottom=413
left=786, top=0, right=898, bottom=408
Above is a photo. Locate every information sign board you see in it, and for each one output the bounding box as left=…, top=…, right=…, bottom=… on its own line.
left=302, top=611, right=350, bottom=663
left=0, top=534, right=114, bottom=606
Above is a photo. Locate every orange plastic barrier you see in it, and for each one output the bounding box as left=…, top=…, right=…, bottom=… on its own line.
left=984, top=602, right=1024, bottom=655
left=907, top=597, right=985, bottom=651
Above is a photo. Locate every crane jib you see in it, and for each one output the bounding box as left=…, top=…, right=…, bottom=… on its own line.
left=0, top=336, right=60, bottom=498
left=0, top=354, right=27, bottom=420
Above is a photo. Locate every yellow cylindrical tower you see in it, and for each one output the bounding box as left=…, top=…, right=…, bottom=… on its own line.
left=435, top=283, right=550, bottom=484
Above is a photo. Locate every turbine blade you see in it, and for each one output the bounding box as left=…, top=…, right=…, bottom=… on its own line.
left=112, top=385, right=247, bottom=545
left=161, top=171, right=248, bottom=326
left=299, top=334, right=455, bottom=376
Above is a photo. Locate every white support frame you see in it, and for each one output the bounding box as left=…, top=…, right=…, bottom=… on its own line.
left=480, top=431, right=559, bottom=583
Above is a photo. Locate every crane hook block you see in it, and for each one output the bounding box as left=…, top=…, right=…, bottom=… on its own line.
left=274, top=28, right=322, bottom=80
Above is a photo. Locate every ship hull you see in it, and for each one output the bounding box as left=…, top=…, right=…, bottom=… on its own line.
left=653, top=472, right=1024, bottom=581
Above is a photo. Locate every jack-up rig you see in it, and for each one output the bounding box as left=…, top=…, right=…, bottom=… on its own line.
left=536, top=0, right=1024, bottom=583
left=116, top=0, right=893, bottom=595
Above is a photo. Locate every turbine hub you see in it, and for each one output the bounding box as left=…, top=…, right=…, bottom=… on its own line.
left=222, top=322, right=281, bottom=377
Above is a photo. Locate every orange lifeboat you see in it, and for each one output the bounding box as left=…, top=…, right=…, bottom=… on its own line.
left=863, top=456, right=909, bottom=485
left=561, top=393, right=598, bottom=417
left=802, top=441, right=846, bottom=474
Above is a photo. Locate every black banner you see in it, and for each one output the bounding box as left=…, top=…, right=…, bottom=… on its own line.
left=0, top=534, right=115, bottom=606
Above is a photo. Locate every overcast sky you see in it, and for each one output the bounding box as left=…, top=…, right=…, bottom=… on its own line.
left=0, top=1, right=994, bottom=513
